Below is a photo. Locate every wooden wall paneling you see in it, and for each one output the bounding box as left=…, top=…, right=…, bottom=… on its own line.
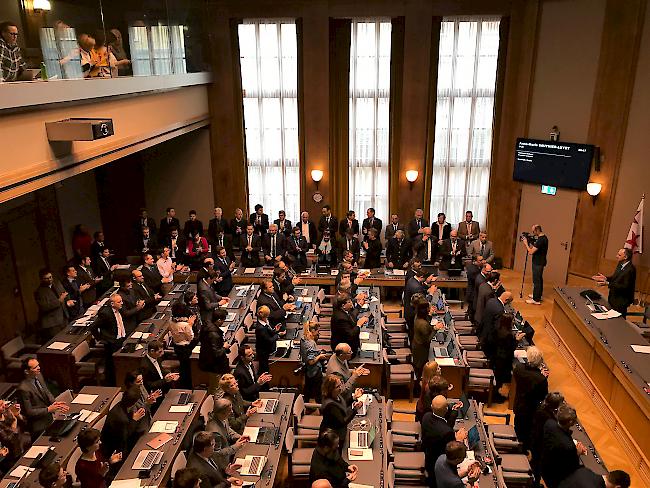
left=34, top=187, right=67, bottom=274
left=569, top=0, right=647, bottom=277
left=485, top=0, right=540, bottom=267
left=0, top=223, right=27, bottom=343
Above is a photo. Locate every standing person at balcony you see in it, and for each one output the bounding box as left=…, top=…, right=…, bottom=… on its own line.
left=89, top=30, right=117, bottom=78
left=0, top=21, right=26, bottom=82
left=107, top=29, right=131, bottom=76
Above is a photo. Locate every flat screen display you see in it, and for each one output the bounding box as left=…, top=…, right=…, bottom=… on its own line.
left=513, top=138, right=594, bottom=190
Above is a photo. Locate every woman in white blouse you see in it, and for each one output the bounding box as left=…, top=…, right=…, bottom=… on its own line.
left=169, top=302, right=197, bottom=389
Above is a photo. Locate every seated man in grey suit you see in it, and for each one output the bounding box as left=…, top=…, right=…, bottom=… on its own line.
left=470, top=231, right=495, bottom=264
left=210, top=398, right=249, bottom=468
left=325, top=343, right=370, bottom=399
left=17, top=357, right=69, bottom=438
left=186, top=431, right=243, bottom=488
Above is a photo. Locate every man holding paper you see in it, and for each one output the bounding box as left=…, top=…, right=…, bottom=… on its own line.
left=592, top=248, right=636, bottom=318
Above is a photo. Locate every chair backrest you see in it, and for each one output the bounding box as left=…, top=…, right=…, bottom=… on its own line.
left=385, top=398, right=394, bottom=420
left=476, top=402, right=485, bottom=424
left=385, top=430, right=394, bottom=456
left=387, top=462, right=395, bottom=488
left=313, top=301, right=321, bottom=315
left=72, top=341, right=90, bottom=362
left=93, top=414, right=107, bottom=431
left=488, top=431, right=501, bottom=459
left=171, top=451, right=187, bottom=480
left=200, top=394, right=215, bottom=425
left=66, top=447, right=83, bottom=481
left=1, top=336, right=24, bottom=360
left=293, top=394, right=305, bottom=421
left=250, top=300, right=258, bottom=316
left=227, top=343, right=239, bottom=368
left=109, top=391, right=123, bottom=410
left=316, top=289, right=326, bottom=303
left=57, top=389, right=74, bottom=404
left=243, top=313, right=254, bottom=331
left=285, top=426, right=295, bottom=454
left=234, top=327, right=246, bottom=346
left=495, top=466, right=508, bottom=488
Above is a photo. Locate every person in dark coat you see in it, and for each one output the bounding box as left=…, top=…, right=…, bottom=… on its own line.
left=198, top=309, right=232, bottom=393
left=319, top=374, right=363, bottom=453
left=62, top=265, right=88, bottom=320
left=254, top=306, right=285, bottom=374
left=558, top=468, right=630, bottom=488
left=484, top=313, right=524, bottom=403
left=513, top=346, right=549, bottom=451
left=256, top=280, right=294, bottom=326
left=309, top=429, right=359, bottom=487
left=100, top=387, right=146, bottom=463
left=531, top=392, right=564, bottom=488
left=330, top=295, right=367, bottom=355
left=542, top=403, right=586, bottom=488
left=480, top=291, right=511, bottom=348
left=214, top=246, right=236, bottom=296
left=233, top=345, right=272, bottom=401
left=593, top=248, right=637, bottom=317
left=361, top=228, right=382, bottom=269
left=34, top=269, right=71, bottom=343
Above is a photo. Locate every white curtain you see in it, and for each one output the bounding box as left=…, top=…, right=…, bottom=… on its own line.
left=238, top=21, right=300, bottom=224
left=429, top=18, right=500, bottom=228
left=349, top=20, right=391, bottom=222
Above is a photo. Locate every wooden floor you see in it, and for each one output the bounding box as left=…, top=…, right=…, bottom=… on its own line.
left=392, top=268, right=645, bottom=487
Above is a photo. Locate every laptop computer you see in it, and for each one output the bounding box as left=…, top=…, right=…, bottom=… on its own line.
left=242, top=426, right=278, bottom=445
left=257, top=398, right=278, bottom=414
left=434, top=340, right=455, bottom=358
left=447, top=267, right=463, bottom=277
left=448, top=394, right=470, bottom=419
left=350, top=426, right=376, bottom=449
left=152, top=312, right=166, bottom=320
left=237, top=288, right=250, bottom=297
left=227, top=299, right=242, bottom=309
left=132, top=450, right=164, bottom=470
left=467, top=425, right=481, bottom=450
left=30, top=447, right=57, bottom=468
left=177, top=392, right=191, bottom=405
left=239, top=455, right=267, bottom=476
left=45, top=413, right=80, bottom=438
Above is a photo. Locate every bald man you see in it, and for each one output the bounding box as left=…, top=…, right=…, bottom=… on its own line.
left=311, top=480, right=333, bottom=488
left=132, top=269, right=161, bottom=321
left=422, top=395, right=467, bottom=488
left=326, top=343, right=370, bottom=399
left=439, top=229, right=466, bottom=271
left=480, top=291, right=513, bottom=347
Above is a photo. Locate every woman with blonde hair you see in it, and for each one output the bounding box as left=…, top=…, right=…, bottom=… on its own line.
left=300, top=321, right=330, bottom=403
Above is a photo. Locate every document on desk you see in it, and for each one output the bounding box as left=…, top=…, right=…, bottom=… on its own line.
left=47, top=341, right=70, bottom=350
left=359, top=332, right=370, bottom=340
left=169, top=404, right=194, bottom=413
left=150, top=420, right=179, bottom=433
left=192, top=345, right=201, bottom=354
left=244, top=268, right=256, bottom=274
left=24, top=446, right=52, bottom=459
left=348, top=484, right=374, bottom=488
left=592, top=309, right=622, bottom=320
left=303, top=296, right=313, bottom=303
left=158, top=300, right=171, bottom=308
left=9, top=466, right=35, bottom=479
left=436, top=357, right=456, bottom=366
left=276, top=340, right=292, bottom=349
left=370, top=296, right=379, bottom=303
left=347, top=448, right=373, bottom=461
left=110, top=479, right=142, bottom=488
left=242, top=426, right=260, bottom=443
left=360, top=343, right=380, bottom=352
left=131, top=332, right=151, bottom=340
left=78, top=409, right=100, bottom=423
left=115, top=264, right=131, bottom=270
left=331, top=269, right=339, bottom=275
left=73, top=393, right=98, bottom=405
left=631, top=345, right=650, bottom=354
left=391, top=269, right=406, bottom=276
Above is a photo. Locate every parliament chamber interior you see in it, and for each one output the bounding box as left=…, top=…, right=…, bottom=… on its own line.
left=0, top=1, right=649, bottom=488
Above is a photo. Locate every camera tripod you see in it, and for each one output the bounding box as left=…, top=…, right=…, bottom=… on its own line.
left=519, top=241, right=530, bottom=299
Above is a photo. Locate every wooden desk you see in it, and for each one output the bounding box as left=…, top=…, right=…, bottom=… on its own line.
left=0, top=386, right=120, bottom=488
left=235, top=392, right=293, bottom=485
left=114, top=389, right=207, bottom=487
left=548, top=287, right=650, bottom=483
left=428, top=311, right=469, bottom=399
left=0, top=383, right=17, bottom=399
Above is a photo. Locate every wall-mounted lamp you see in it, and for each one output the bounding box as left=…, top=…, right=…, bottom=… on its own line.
left=586, top=182, right=602, bottom=205
left=310, top=169, right=324, bottom=190
left=405, top=170, right=419, bottom=190
left=33, top=0, right=52, bottom=11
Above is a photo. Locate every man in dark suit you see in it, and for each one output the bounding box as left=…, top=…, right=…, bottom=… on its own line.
left=274, top=210, right=292, bottom=237
left=254, top=305, right=285, bottom=374
left=384, top=214, right=405, bottom=241
left=386, top=229, right=412, bottom=270
left=338, top=210, right=360, bottom=238
left=93, top=248, right=116, bottom=296
left=101, top=386, right=147, bottom=463
left=34, top=269, right=71, bottom=343
left=249, top=204, right=270, bottom=237
left=480, top=291, right=512, bottom=349
left=141, top=253, right=163, bottom=294
left=558, top=468, right=630, bottom=488
left=542, top=404, right=586, bottom=488
left=77, top=256, right=101, bottom=307
left=403, top=270, right=433, bottom=332
left=421, top=395, right=467, bottom=488
left=211, top=226, right=235, bottom=261
left=62, top=265, right=89, bottom=319
left=433, top=212, right=452, bottom=243
left=472, top=263, right=492, bottom=313
left=337, top=228, right=361, bottom=264
left=165, top=228, right=186, bottom=263
left=361, top=207, right=383, bottom=242
left=298, top=211, right=318, bottom=247
left=470, top=232, right=495, bottom=263
left=464, top=255, right=484, bottom=321
left=17, top=357, right=69, bottom=437
left=135, top=226, right=158, bottom=255
left=474, top=272, right=500, bottom=334
left=159, top=207, right=180, bottom=240
left=457, top=210, right=481, bottom=253
left=257, top=280, right=294, bottom=326
left=186, top=431, right=243, bottom=488
left=407, top=208, right=428, bottom=241
left=240, top=224, right=261, bottom=267
left=133, top=208, right=157, bottom=241
left=262, top=224, right=286, bottom=265
left=286, top=226, right=309, bottom=270
left=438, top=230, right=466, bottom=270
left=318, top=205, right=338, bottom=240
left=208, top=207, right=230, bottom=243
left=330, top=295, right=367, bottom=355
left=183, top=210, right=204, bottom=239
left=198, top=271, right=228, bottom=325
left=593, top=248, right=637, bottom=317
left=229, top=208, right=247, bottom=249
left=233, top=345, right=272, bottom=401
left=413, top=228, right=438, bottom=264
left=117, top=280, right=144, bottom=333
left=131, top=269, right=161, bottom=322
left=214, top=246, right=236, bottom=295
left=90, top=231, right=107, bottom=259
left=140, top=340, right=179, bottom=397
left=96, top=294, right=128, bottom=385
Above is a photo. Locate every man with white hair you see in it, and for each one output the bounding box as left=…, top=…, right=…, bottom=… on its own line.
left=211, top=398, right=249, bottom=468
left=299, top=211, right=318, bottom=247
left=512, top=345, right=549, bottom=451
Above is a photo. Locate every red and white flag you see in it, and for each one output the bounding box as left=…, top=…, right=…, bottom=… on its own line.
left=624, top=196, right=644, bottom=254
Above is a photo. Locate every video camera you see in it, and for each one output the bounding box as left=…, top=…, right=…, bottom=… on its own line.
left=520, top=231, right=537, bottom=245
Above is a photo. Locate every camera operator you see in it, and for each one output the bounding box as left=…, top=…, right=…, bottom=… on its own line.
left=521, top=224, right=548, bottom=305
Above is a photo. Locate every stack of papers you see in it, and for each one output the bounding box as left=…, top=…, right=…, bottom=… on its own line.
left=359, top=332, right=370, bottom=340
left=169, top=404, right=194, bottom=413
left=436, top=357, right=456, bottom=366
left=347, top=448, right=373, bottom=461
left=47, top=342, right=70, bottom=350
left=9, top=466, right=35, bottom=479
left=78, top=410, right=101, bottom=423
left=392, top=270, right=406, bottom=276
left=591, top=309, right=622, bottom=320
left=360, top=343, right=380, bottom=352
left=158, top=300, right=171, bottom=308
left=150, top=421, right=178, bottom=433
left=110, top=479, right=142, bottom=488
left=192, top=345, right=201, bottom=354
left=244, top=268, right=256, bottom=274
left=131, top=331, right=151, bottom=340
left=24, top=446, right=53, bottom=459
left=276, top=340, right=292, bottom=349
left=631, top=345, right=650, bottom=354
left=73, top=394, right=98, bottom=405
left=349, top=484, right=374, bottom=488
